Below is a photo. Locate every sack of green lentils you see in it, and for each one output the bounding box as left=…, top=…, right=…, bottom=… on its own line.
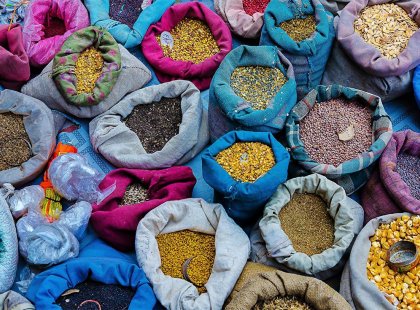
left=89, top=80, right=209, bottom=169
left=135, top=198, right=250, bottom=310
left=285, top=84, right=393, bottom=194
left=250, top=173, right=364, bottom=280
left=21, top=26, right=151, bottom=118
left=208, top=45, right=297, bottom=142
left=0, top=90, right=55, bottom=187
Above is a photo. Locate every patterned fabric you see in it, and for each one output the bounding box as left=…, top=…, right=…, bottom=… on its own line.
left=0, top=0, right=30, bottom=26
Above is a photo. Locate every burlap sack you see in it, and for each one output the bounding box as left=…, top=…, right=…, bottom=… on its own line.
left=0, top=290, right=34, bottom=310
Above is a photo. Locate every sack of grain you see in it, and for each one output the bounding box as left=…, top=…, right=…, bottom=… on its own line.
left=0, top=290, right=34, bottom=309
left=414, top=66, right=420, bottom=109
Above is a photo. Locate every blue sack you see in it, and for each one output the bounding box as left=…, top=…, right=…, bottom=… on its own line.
left=202, top=131, right=290, bottom=225
left=84, top=0, right=174, bottom=48
left=208, top=45, right=297, bottom=142
left=414, top=66, right=420, bottom=109
left=260, top=0, right=335, bottom=99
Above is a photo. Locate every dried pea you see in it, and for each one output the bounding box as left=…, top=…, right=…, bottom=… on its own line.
left=279, top=15, right=316, bottom=42
left=253, top=295, right=314, bottom=310
left=75, top=47, right=104, bottom=95
left=120, top=183, right=149, bottom=206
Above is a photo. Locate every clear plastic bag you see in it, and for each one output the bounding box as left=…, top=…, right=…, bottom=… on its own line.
left=57, top=201, right=92, bottom=240
left=7, top=185, right=44, bottom=219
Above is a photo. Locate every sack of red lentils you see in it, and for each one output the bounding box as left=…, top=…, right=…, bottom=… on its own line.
left=250, top=173, right=364, bottom=280
left=340, top=213, right=419, bottom=310
left=202, top=131, right=290, bottom=226
left=0, top=90, right=55, bottom=187
left=285, top=84, right=393, bottom=194
left=260, top=0, right=335, bottom=99
left=90, top=80, right=209, bottom=169
left=21, top=26, right=152, bottom=118
left=135, top=198, right=250, bottom=310
left=0, top=290, right=34, bottom=309
left=208, top=45, right=297, bottom=142
left=414, top=66, right=420, bottom=109
left=361, top=130, right=420, bottom=224
left=22, top=0, right=90, bottom=67
left=141, top=2, right=232, bottom=90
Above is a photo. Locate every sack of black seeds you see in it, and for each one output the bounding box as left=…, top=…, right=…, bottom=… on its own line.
left=285, top=84, right=393, bottom=194
left=250, top=173, right=364, bottom=280
left=260, top=0, right=335, bottom=100
left=21, top=27, right=152, bottom=118
left=209, top=45, right=297, bottom=142
left=0, top=90, right=55, bottom=187
left=135, top=198, right=250, bottom=310
left=90, top=80, right=209, bottom=169
left=0, top=290, right=34, bottom=309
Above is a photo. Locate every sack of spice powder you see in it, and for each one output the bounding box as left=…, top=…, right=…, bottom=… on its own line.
left=22, top=0, right=90, bottom=67
left=135, top=198, right=250, bottom=310
left=260, top=0, right=335, bottom=100
left=414, top=66, right=420, bottom=109
left=361, top=130, right=420, bottom=224
left=91, top=166, right=196, bottom=251
left=21, top=26, right=152, bottom=119
left=202, top=131, right=290, bottom=226
left=85, top=0, right=174, bottom=48
left=285, top=84, right=393, bottom=194
left=141, top=2, right=232, bottom=90
left=90, top=80, right=209, bottom=169
left=208, top=45, right=297, bottom=142
left=250, top=173, right=364, bottom=280
left=0, top=290, right=34, bottom=309
left=0, top=90, right=55, bottom=187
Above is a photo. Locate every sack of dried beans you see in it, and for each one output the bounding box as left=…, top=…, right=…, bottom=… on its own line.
left=89, top=80, right=209, bottom=169
left=21, top=26, right=151, bottom=118
left=208, top=45, right=297, bottom=142
left=340, top=213, right=420, bottom=310
left=135, top=198, right=250, bottom=309
left=414, top=66, right=420, bottom=109
left=0, top=24, right=30, bottom=90
left=85, top=0, right=174, bottom=48
left=22, top=0, right=89, bottom=67
left=0, top=290, right=34, bottom=309
left=202, top=131, right=290, bottom=225
left=142, top=2, right=232, bottom=90
left=0, top=90, right=55, bottom=187
left=250, top=173, right=364, bottom=280
left=285, top=84, right=393, bottom=194
left=361, top=130, right=420, bottom=224
left=0, top=0, right=31, bottom=26
left=260, top=0, right=335, bottom=99
left=318, top=0, right=350, bottom=15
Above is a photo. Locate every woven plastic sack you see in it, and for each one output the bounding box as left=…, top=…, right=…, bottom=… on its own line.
left=361, top=130, right=420, bottom=224
left=285, top=84, right=393, bottom=194
left=319, top=0, right=350, bottom=15
left=22, top=0, right=89, bottom=67
left=85, top=0, right=174, bottom=48
left=0, top=90, right=55, bottom=187
left=142, top=2, right=232, bottom=90
left=250, top=174, right=364, bottom=280
left=209, top=45, right=297, bottom=142
left=0, top=290, right=34, bottom=309
left=0, top=24, right=30, bottom=90
left=260, top=0, right=335, bottom=99
left=0, top=0, right=31, bottom=25
left=135, top=198, right=250, bottom=310
left=202, top=131, right=290, bottom=226
left=91, top=166, right=196, bottom=251
left=90, top=80, right=209, bottom=169
left=414, top=66, right=420, bottom=109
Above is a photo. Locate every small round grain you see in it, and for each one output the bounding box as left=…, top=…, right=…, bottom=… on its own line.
left=396, top=153, right=420, bottom=200
left=120, top=183, right=149, bottom=206
left=243, top=0, right=270, bottom=16
left=253, top=295, right=314, bottom=310
left=75, top=47, right=104, bottom=95
left=279, top=15, right=317, bottom=42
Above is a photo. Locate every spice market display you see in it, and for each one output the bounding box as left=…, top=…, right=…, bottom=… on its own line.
left=0, top=0, right=419, bottom=309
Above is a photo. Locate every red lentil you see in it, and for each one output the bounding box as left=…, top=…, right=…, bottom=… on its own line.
left=243, top=0, right=271, bottom=16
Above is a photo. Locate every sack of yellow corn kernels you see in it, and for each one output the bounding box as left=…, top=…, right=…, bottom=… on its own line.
left=340, top=213, right=420, bottom=310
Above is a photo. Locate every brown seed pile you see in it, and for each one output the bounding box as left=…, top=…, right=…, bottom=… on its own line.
left=396, top=153, right=420, bottom=200
left=120, top=183, right=149, bottom=206
left=0, top=113, right=32, bottom=171
left=253, top=295, right=314, bottom=310
left=157, top=18, right=220, bottom=64
left=299, top=98, right=373, bottom=167
left=75, top=47, right=104, bottom=95
left=230, top=66, right=287, bottom=110
left=216, top=142, right=276, bottom=183
left=124, top=97, right=182, bottom=153
left=279, top=15, right=317, bottom=42
left=354, top=4, right=418, bottom=59
left=279, top=193, right=335, bottom=256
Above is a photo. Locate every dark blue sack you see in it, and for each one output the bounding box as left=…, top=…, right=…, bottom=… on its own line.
left=414, top=66, right=420, bottom=109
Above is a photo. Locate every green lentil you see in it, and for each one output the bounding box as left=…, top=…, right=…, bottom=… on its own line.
left=253, top=295, right=314, bottom=310
left=75, top=47, right=104, bottom=94
left=120, top=183, right=149, bottom=206
left=279, top=15, right=317, bottom=42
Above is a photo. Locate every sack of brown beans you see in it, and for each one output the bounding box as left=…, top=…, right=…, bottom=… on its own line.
left=90, top=80, right=209, bottom=169
left=0, top=90, right=55, bottom=187
left=141, top=2, right=232, bottom=90
left=361, top=130, right=420, bottom=224
left=21, top=26, right=151, bottom=118
left=135, top=198, right=250, bottom=309
left=285, top=84, right=393, bottom=194
left=250, top=173, right=364, bottom=280
left=208, top=45, right=297, bottom=142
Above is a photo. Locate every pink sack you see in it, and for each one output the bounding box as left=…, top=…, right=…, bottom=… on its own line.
left=141, top=2, right=232, bottom=90
left=361, top=130, right=420, bottom=224
left=22, top=0, right=89, bottom=67
left=90, top=166, right=196, bottom=251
